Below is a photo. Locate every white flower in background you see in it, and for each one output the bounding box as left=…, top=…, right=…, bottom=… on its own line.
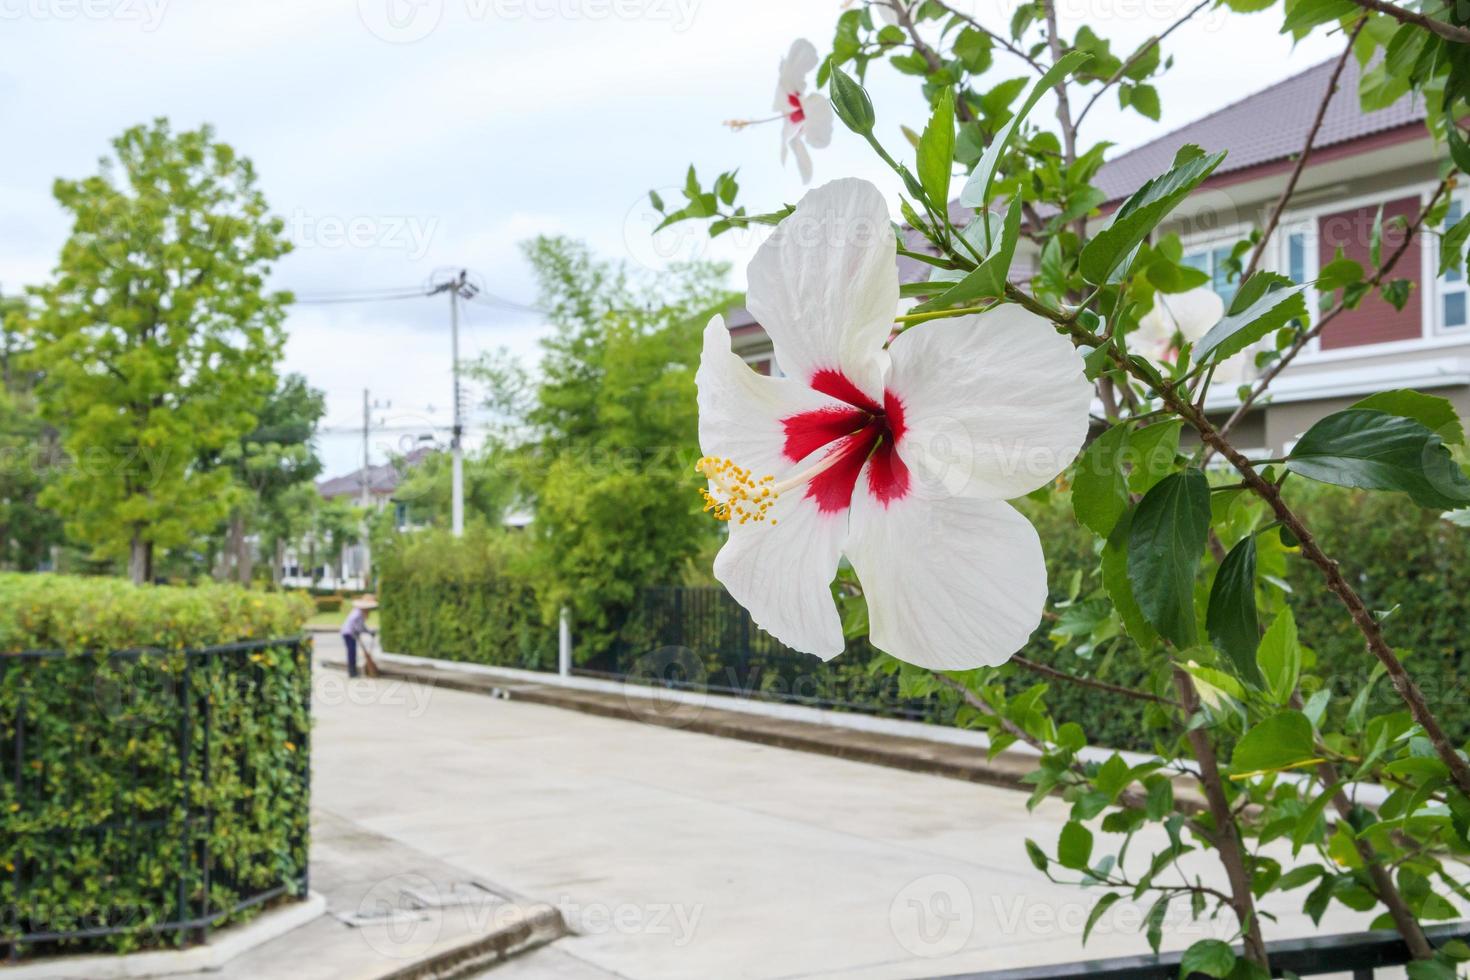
left=695, top=179, right=1091, bottom=669
left=774, top=39, right=833, bottom=184
left=1137, top=287, right=1248, bottom=386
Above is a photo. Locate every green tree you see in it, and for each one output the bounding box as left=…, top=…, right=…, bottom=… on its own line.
left=0, top=292, right=63, bottom=570
left=312, top=495, right=363, bottom=586
left=517, top=236, right=736, bottom=651
left=209, top=373, right=326, bottom=583
left=29, top=119, right=292, bottom=583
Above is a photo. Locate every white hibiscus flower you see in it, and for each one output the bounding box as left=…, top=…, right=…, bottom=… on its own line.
left=695, top=178, right=1092, bottom=669
left=773, top=39, right=834, bottom=184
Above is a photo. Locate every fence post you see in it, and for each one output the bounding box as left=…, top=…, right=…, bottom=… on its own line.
left=558, top=606, right=572, bottom=678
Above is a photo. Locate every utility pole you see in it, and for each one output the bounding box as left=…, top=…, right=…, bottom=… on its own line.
left=449, top=270, right=465, bottom=537
left=431, top=269, right=476, bottom=537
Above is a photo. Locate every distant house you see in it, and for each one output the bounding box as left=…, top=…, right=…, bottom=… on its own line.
left=727, top=57, right=1458, bottom=454
left=281, top=446, right=437, bottom=590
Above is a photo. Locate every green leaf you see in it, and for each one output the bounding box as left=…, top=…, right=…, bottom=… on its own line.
left=1126, top=419, right=1182, bottom=494
left=1073, top=423, right=1130, bottom=537
left=1103, top=509, right=1159, bottom=646
left=1448, top=121, right=1470, bottom=176
left=1353, top=389, right=1465, bottom=446
left=1058, top=821, right=1094, bottom=870
left=1127, top=83, right=1161, bottom=121
left=1080, top=146, right=1226, bottom=284
left=908, top=197, right=1022, bottom=311
left=1206, top=536, right=1261, bottom=684
left=1083, top=892, right=1120, bottom=944
left=1232, top=710, right=1318, bottom=776
left=1179, top=939, right=1237, bottom=978
left=829, top=64, right=876, bottom=135
left=1127, top=470, right=1210, bottom=647
left=1286, top=409, right=1470, bottom=510
left=953, top=27, right=994, bottom=73
left=1282, top=0, right=1356, bottom=37
left=1194, top=279, right=1309, bottom=364
left=1441, top=213, right=1470, bottom=278
left=917, top=88, right=956, bottom=213
left=1256, top=609, right=1301, bottom=706
left=957, top=50, right=1092, bottom=208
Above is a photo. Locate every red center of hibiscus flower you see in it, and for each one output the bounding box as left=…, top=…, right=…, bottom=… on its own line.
left=786, top=92, right=806, bottom=124
left=780, top=368, right=910, bottom=514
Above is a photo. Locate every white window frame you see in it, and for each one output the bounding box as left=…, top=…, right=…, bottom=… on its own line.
left=1272, top=179, right=1457, bottom=365
left=1434, top=188, right=1470, bottom=337
left=1177, top=221, right=1251, bottom=309
left=1274, top=218, right=1321, bottom=356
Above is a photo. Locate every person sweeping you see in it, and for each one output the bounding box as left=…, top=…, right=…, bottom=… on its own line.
left=341, top=594, right=378, bottom=678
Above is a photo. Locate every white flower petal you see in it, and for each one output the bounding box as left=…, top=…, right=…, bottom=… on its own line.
left=886, top=304, right=1090, bottom=499
left=746, top=178, right=897, bottom=401
left=695, top=315, right=847, bottom=477
left=846, top=482, right=1046, bottom=669
left=714, top=492, right=847, bottom=660
left=791, top=137, right=814, bottom=184
left=800, top=93, right=834, bottom=148
left=775, top=38, right=818, bottom=108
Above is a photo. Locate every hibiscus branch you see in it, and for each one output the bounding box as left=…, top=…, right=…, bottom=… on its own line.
left=1288, top=690, right=1433, bottom=959
left=1339, top=0, right=1470, bottom=44
left=1073, top=0, right=1212, bottom=131
left=880, top=0, right=977, bottom=123
left=1040, top=0, right=1079, bottom=171
left=1173, top=668, right=1269, bottom=968
left=1214, top=175, right=1452, bottom=444
left=924, top=0, right=1047, bottom=75
left=1239, top=18, right=1366, bottom=284
left=1010, top=654, right=1175, bottom=706
left=1011, top=279, right=1470, bottom=803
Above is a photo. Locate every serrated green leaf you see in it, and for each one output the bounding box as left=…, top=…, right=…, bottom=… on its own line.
left=1286, top=409, right=1470, bottom=510
left=1058, top=821, right=1094, bottom=870
left=1073, top=423, right=1130, bottom=537
left=1127, top=470, right=1210, bottom=647
left=1232, top=710, right=1318, bottom=776
left=1083, top=892, right=1120, bottom=944
left=1353, top=389, right=1465, bottom=446
left=1206, top=536, right=1261, bottom=684
left=1194, top=279, right=1309, bottom=364
left=908, top=197, right=1022, bottom=311
left=1080, top=147, right=1226, bottom=284
left=1179, top=939, right=1237, bottom=978
left=917, top=88, right=955, bottom=212
left=1103, top=509, right=1159, bottom=646
left=1256, top=608, right=1301, bottom=706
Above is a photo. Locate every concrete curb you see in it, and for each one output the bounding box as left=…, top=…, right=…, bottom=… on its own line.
left=371, top=904, right=568, bottom=980
left=2, top=892, right=327, bottom=980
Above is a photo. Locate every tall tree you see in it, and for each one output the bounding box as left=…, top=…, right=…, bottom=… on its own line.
left=210, top=373, right=326, bottom=583
left=0, top=292, right=63, bottom=570
left=29, top=119, right=292, bottom=583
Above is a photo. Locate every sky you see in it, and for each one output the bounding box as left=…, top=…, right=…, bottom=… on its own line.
left=0, top=0, right=1339, bottom=477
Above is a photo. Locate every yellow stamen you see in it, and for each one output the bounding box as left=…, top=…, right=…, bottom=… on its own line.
left=694, top=450, right=850, bottom=526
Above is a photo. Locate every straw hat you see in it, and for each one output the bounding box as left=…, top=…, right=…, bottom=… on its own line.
left=353, top=594, right=379, bottom=610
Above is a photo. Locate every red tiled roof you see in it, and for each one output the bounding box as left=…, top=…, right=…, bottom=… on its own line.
left=1094, top=55, right=1427, bottom=203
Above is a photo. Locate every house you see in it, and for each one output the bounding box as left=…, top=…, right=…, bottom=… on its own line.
left=727, top=56, right=1460, bottom=454
left=281, top=445, right=437, bottom=589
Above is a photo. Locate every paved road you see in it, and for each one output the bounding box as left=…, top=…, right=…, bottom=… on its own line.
left=311, top=634, right=1373, bottom=980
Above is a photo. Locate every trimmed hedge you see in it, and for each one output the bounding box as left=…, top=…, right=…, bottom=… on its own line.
left=377, top=527, right=554, bottom=670
left=0, top=575, right=313, bottom=958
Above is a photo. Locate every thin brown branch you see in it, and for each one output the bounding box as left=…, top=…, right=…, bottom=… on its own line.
left=925, top=0, right=1046, bottom=74
left=1240, top=18, right=1367, bottom=283
left=1289, top=692, right=1432, bottom=960
left=1340, top=0, right=1470, bottom=43
left=881, top=0, right=976, bottom=122
left=1173, top=668, right=1269, bottom=968
left=1214, top=177, right=1452, bottom=443
left=1011, top=654, right=1175, bottom=706
left=1073, top=0, right=1211, bottom=130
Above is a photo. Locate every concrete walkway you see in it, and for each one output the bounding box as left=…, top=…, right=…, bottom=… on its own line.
left=308, top=635, right=1377, bottom=979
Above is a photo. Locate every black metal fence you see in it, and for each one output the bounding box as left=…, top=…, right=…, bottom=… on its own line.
left=1, top=637, right=312, bottom=960
left=580, top=586, right=948, bottom=721
left=939, top=921, right=1470, bottom=979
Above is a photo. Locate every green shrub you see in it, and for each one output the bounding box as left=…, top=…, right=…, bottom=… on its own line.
left=0, top=574, right=312, bottom=958
left=377, top=526, right=553, bottom=670
left=314, top=595, right=343, bottom=613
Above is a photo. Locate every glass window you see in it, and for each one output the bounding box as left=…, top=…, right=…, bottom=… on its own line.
left=1442, top=198, right=1468, bottom=332
left=1181, top=243, right=1238, bottom=305
left=1288, top=232, right=1308, bottom=285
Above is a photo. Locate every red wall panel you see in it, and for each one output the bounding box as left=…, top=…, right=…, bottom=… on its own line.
left=1318, top=195, right=1423, bottom=350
